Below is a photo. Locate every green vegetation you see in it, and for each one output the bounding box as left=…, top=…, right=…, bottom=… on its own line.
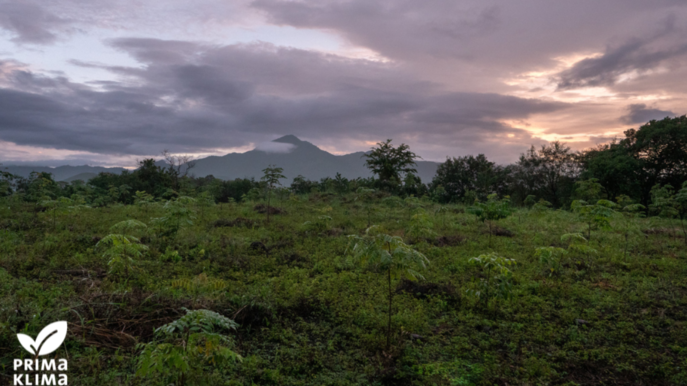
left=0, top=116, right=686, bottom=385
left=2, top=184, right=687, bottom=385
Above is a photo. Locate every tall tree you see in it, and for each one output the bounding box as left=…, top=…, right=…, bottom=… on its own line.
left=363, top=139, right=420, bottom=191
left=511, top=141, right=579, bottom=208
left=580, top=116, right=687, bottom=209
left=432, top=154, right=508, bottom=203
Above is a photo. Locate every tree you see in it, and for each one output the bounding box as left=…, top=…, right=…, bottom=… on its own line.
left=162, top=150, right=197, bottom=191
left=347, top=226, right=429, bottom=350
left=432, top=154, right=508, bottom=203
left=580, top=116, right=687, bottom=210
left=511, top=141, right=579, bottom=207
left=261, top=165, right=285, bottom=224
left=0, top=167, right=16, bottom=197
left=363, top=139, right=420, bottom=191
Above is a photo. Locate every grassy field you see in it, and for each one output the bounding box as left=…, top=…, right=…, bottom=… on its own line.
left=1, top=193, right=686, bottom=385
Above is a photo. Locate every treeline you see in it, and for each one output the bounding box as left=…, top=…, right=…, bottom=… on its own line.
left=1, top=116, right=685, bottom=210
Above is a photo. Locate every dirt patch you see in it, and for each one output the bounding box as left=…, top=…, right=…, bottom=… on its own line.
left=231, top=302, right=275, bottom=328
left=490, top=226, right=514, bottom=237
left=433, top=235, right=466, bottom=247
left=324, top=228, right=344, bottom=237
left=396, top=278, right=459, bottom=302
left=250, top=240, right=292, bottom=258
left=253, top=204, right=286, bottom=215
left=66, top=292, right=197, bottom=348
left=280, top=252, right=310, bottom=267
left=213, top=217, right=257, bottom=228
left=643, top=228, right=682, bottom=236
left=279, top=297, right=327, bottom=320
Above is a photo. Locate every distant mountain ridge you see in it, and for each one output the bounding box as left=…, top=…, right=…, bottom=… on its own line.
left=1, top=135, right=440, bottom=184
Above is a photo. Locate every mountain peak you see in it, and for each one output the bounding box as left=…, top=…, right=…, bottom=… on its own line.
left=273, top=135, right=303, bottom=145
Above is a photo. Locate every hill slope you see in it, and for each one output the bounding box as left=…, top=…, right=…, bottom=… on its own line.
left=2, top=135, right=440, bottom=183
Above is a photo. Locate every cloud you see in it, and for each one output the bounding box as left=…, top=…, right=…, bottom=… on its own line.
left=254, top=141, right=295, bottom=153
left=0, top=39, right=568, bottom=163
left=0, top=1, right=68, bottom=44
left=556, top=17, right=687, bottom=90
left=620, top=104, right=675, bottom=124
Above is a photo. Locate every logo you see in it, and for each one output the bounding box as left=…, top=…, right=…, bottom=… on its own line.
left=14, top=321, right=69, bottom=386
left=17, top=321, right=68, bottom=357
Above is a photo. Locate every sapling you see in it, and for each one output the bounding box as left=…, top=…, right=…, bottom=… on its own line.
left=650, top=183, right=687, bottom=245
left=534, top=247, right=567, bottom=276
left=347, top=226, right=429, bottom=350
left=467, top=194, right=514, bottom=248
left=406, top=209, right=436, bottom=243
left=134, top=190, right=155, bottom=214
left=41, top=196, right=72, bottom=229
left=404, top=196, right=421, bottom=220
left=150, top=196, right=196, bottom=240
left=467, top=252, right=516, bottom=308
left=96, top=234, right=148, bottom=277
left=561, top=233, right=598, bottom=269
left=570, top=199, right=617, bottom=242
left=136, top=308, right=241, bottom=385
left=382, top=196, right=403, bottom=220
left=616, top=195, right=646, bottom=258
left=302, top=215, right=333, bottom=234
left=434, top=206, right=449, bottom=229
left=356, top=187, right=378, bottom=226
left=261, top=165, right=285, bottom=224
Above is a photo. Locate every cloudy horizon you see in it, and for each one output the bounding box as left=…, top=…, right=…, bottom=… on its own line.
left=0, top=0, right=684, bottom=167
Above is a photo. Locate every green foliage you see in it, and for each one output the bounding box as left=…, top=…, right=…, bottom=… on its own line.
left=96, top=234, right=149, bottom=277
left=136, top=308, right=241, bottom=385
left=406, top=209, right=436, bottom=242
left=468, top=194, right=514, bottom=246
left=261, top=165, right=285, bottom=223
left=534, top=246, right=567, bottom=276
left=301, top=215, right=332, bottom=234
left=467, top=252, right=516, bottom=305
left=151, top=197, right=197, bottom=239
left=3, top=166, right=687, bottom=385
left=431, top=154, right=509, bottom=203
left=110, top=219, right=148, bottom=236
left=571, top=199, right=617, bottom=240
left=347, top=226, right=428, bottom=348
left=467, top=194, right=513, bottom=223
left=573, top=178, right=606, bottom=202
left=363, top=139, right=419, bottom=191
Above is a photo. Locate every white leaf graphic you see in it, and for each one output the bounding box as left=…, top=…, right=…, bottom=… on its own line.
left=17, top=321, right=68, bottom=356
left=16, top=334, right=36, bottom=355
left=34, top=321, right=68, bottom=356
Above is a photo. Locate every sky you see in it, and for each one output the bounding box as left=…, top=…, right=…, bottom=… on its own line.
left=0, top=0, right=684, bottom=167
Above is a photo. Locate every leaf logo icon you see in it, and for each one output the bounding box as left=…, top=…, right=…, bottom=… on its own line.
left=17, top=321, right=68, bottom=356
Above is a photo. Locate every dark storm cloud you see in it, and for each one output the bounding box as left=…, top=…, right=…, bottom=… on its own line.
left=0, top=1, right=68, bottom=44
left=556, top=18, right=687, bottom=90
left=252, top=0, right=687, bottom=68
left=252, top=0, right=501, bottom=60
left=0, top=39, right=567, bottom=157
left=620, top=104, right=675, bottom=125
